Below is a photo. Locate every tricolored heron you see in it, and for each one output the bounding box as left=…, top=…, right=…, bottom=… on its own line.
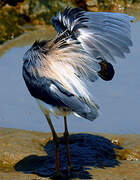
left=22, top=7, right=135, bottom=176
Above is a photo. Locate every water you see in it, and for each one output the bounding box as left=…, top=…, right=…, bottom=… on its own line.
left=0, top=22, right=140, bottom=134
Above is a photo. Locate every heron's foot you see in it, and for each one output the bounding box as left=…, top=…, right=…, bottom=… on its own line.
left=64, top=166, right=81, bottom=178
left=51, top=171, right=66, bottom=180
left=70, top=166, right=81, bottom=172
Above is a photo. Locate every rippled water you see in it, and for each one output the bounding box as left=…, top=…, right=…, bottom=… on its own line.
left=0, top=21, right=140, bottom=134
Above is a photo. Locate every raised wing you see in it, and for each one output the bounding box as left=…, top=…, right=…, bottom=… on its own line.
left=23, top=8, right=135, bottom=121
left=52, top=7, right=135, bottom=63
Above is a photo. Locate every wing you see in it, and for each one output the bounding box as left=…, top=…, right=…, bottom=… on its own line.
left=50, top=79, right=99, bottom=120
left=22, top=66, right=98, bottom=121
left=23, top=38, right=99, bottom=115
left=52, top=7, right=135, bottom=63
left=30, top=37, right=99, bottom=107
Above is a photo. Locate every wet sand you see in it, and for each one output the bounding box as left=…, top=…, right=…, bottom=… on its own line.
left=0, top=127, right=140, bottom=180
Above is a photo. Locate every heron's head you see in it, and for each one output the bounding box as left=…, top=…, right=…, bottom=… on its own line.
left=23, top=40, right=49, bottom=69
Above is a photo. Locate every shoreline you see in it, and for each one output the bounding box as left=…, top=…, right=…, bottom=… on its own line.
left=0, top=127, right=140, bottom=179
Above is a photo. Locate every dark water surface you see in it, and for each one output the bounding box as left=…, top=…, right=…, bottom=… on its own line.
left=0, top=22, right=140, bottom=134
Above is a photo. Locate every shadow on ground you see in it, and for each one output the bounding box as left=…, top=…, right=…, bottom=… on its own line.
left=14, top=133, right=122, bottom=179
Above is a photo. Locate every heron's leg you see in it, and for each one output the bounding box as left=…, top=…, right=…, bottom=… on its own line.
left=64, top=116, right=72, bottom=170
left=45, top=114, right=60, bottom=175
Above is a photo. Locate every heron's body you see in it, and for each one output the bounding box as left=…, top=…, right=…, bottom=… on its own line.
left=37, top=99, right=71, bottom=116
left=22, top=7, right=135, bottom=176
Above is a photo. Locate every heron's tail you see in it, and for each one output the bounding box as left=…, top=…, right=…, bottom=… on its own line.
left=74, top=107, right=99, bottom=121
left=73, top=97, right=99, bottom=121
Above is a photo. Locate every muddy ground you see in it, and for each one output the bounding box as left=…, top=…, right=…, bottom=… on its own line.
left=0, top=127, right=140, bottom=180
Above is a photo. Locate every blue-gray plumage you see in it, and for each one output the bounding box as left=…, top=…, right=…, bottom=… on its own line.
left=22, top=7, right=135, bottom=176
